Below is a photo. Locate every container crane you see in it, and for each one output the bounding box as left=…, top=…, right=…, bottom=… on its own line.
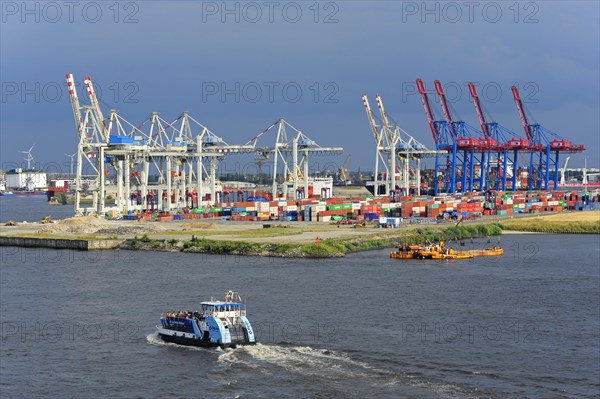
left=434, top=80, right=483, bottom=192
left=66, top=73, right=107, bottom=215
left=416, top=78, right=456, bottom=194
left=246, top=118, right=342, bottom=199
left=467, top=82, right=525, bottom=191
left=364, top=91, right=439, bottom=196
left=362, top=94, right=389, bottom=195
left=376, top=95, right=401, bottom=194
left=511, top=86, right=585, bottom=190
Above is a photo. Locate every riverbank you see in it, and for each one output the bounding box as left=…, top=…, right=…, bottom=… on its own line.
left=0, top=211, right=597, bottom=257
left=497, top=211, right=600, bottom=234
left=117, top=223, right=502, bottom=258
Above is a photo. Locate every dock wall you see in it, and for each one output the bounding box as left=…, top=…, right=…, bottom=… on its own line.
left=0, top=237, right=122, bottom=250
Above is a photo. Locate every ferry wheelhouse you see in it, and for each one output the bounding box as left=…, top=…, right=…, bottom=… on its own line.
left=156, top=291, right=256, bottom=348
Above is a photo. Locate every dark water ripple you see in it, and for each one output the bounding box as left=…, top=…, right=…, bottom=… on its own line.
left=0, top=233, right=599, bottom=398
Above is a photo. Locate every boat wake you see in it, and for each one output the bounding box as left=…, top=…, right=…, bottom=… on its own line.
left=218, top=343, right=488, bottom=398
left=148, top=336, right=487, bottom=398
left=218, top=343, right=397, bottom=382
left=145, top=333, right=208, bottom=351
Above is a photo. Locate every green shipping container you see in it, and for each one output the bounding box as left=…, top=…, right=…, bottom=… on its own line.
left=327, top=204, right=352, bottom=211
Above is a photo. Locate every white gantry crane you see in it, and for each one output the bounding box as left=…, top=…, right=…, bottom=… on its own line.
left=247, top=118, right=343, bottom=200
left=362, top=94, right=442, bottom=197
left=67, top=73, right=109, bottom=215
left=67, top=73, right=275, bottom=216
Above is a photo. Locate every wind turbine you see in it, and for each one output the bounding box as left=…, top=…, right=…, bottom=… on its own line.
left=20, top=144, right=36, bottom=170
left=65, top=152, right=76, bottom=176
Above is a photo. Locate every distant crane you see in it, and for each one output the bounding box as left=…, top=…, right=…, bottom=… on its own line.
left=339, top=154, right=351, bottom=185
left=559, top=156, right=570, bottom=185
left=580, top=157, right=600, bottom=185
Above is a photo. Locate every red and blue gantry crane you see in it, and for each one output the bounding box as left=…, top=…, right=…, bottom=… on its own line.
left=433, top=80, right=485, bottom=193
left=417, top=78, right=485, bottom=194
left=416, top=78, right=456, bottom=194
left=468, top=82, right=531, bottom=191
left=511, top=86, right=585, bottom=190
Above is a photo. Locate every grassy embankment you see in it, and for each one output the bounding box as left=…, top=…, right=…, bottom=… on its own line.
left=123, top=211, right=600, bottom=257
left=123, top=223, right=503, bottom=258
left=497, top=211, right=600, bottom=234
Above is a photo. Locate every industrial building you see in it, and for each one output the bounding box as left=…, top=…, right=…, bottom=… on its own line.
left=5, top=168, right=47, bottom=191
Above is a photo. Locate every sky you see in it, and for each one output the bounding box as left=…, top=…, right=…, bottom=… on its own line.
left=1, top=0, right=598, bottom=174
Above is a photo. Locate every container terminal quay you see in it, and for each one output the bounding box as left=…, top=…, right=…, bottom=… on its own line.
left=1, top=74, right=598, bottom=255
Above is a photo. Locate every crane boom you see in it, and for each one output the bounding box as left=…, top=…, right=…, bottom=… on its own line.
left=511, top=86, right=532, bottom=142
left=434, top=80, right=457, bottom=139
left=416, top=79, right=440, bottom=144
left=362, top=94, right=380, bottom=143
left=375, top=95, right=393, bottom=143
left=340, top=154, right=351, bottom=182
left=66, top=73, right=83, bottom=140
left=468, top=83, right=490, bottom=138
left=343, top=154, right=351, bottom=169
left=84, top=76, right=108, bottom=142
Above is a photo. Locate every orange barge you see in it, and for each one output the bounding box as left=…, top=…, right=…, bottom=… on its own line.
left=390, top=242, right=503, bottom=260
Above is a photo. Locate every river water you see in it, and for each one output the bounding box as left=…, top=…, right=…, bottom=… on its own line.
left=1, top=233, right=599, bottom=398
left=0, top=196, right=73, bottom=223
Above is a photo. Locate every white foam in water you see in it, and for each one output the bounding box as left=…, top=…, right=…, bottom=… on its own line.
left=218, top=343, right=380, bottom=380
left=146, top=333, right=165, bottom=346
left=221, top=344, right=483, bottom=397
left=145, top=332, right=206, bottom=352
left=149, top=338, right=474, bottom=397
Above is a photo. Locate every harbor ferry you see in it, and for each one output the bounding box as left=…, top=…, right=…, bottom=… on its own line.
left=157, top=291, right=256, bottom=348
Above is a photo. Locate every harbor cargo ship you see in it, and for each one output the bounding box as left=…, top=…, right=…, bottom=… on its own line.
left=156, top=291, right=256, bottom=348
